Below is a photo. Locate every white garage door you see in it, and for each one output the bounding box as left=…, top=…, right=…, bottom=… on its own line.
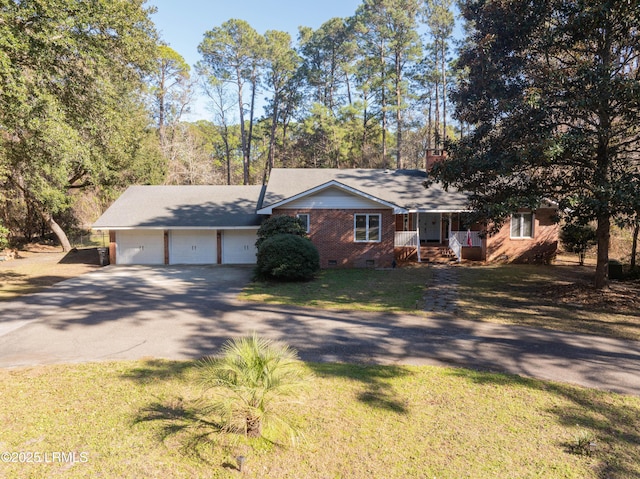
left=117, top=230, right=164, bottom=265
left=222, top=230, right=258, bottom=264
left=170, top=230, right=217, bottom=264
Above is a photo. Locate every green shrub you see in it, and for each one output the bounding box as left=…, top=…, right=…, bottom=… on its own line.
left=560, top=223, right=596, bottom=265
left=256, top=215, right=307, bottom=249
left=0, top=224, right=10, bottom=250
left=198, top=334, right=310, bottom=442
left=256, top=233, right=320, bottom=281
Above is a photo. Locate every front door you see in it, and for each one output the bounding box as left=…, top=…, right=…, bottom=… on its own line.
left=419, top=213, right=441, bottom=243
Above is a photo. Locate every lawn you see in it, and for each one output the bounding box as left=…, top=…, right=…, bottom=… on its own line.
left=240, top=264, right=432, bottom=313
left=2, top=253, right=639, bottom=477
left=241, top=261, right=640, bottom=341
left=0, top=246, right=100, bottom=300
left=456, top=263, right=640, bottom=341
left=1, top=360, right=638, bottom=479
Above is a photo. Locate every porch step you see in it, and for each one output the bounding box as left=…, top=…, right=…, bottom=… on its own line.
left=395, top=245, right=457, bottom=264
left=420, top=246, right=457, bottom=263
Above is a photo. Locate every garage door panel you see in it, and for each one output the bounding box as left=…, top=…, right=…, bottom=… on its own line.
left=170, top=230, right=217, bottom=264
left=222, top=230, right=257, bottom=264
left=117, top=231, right=164, bottom=265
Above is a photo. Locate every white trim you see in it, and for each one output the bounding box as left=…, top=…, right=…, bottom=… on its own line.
left=92, top=226, right=259, bottom=231
left=510, top=212, right=535, bottom=239
left=296, top=213, right=310, bottom=233
left=258, top=180, right=405, bottom=214
left=407, top=209, right=472, bottom=213
left=354, top=213, right=382, bottom=243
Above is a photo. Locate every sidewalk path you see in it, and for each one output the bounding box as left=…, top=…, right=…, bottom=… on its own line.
left=1, top=266, right=639, bottom=396
left=423, top=264, right=459, bottom=314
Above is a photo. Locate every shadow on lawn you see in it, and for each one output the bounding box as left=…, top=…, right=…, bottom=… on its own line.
left=0, top=271, right=70, bottom=298
left=122, top=358, right=196, bottom=383
left=447, top=368, right=640, bottom=479
left=133, top=396, right=231, bottom=464
left=457, top=265, right=640, bottom=340
left=308, top=362, right=412, bottom=414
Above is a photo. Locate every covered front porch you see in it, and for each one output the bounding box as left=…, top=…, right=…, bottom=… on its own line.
left=394, top=212, right=483, bottom=262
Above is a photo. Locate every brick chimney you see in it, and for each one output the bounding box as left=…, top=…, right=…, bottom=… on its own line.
left=425, top=149, right=446, bottom=172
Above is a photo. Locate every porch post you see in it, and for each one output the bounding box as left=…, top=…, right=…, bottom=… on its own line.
left=416, top=212, right=421, bottom=262
left=448, top=213, right=452, bottom=245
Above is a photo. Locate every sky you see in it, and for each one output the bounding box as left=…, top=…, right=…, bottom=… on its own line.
left=149, top=0, right=364, bottom=119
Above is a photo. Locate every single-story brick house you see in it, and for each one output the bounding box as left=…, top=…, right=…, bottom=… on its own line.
left=92, top=168, right=558, bottom=266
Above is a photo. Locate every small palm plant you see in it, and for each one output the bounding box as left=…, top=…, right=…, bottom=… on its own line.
left=198, top=334, right=310, bottom=442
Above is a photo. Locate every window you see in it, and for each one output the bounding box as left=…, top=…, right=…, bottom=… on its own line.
left=354, top=214, right=381, bottom=242
left=297, top=214, right=310, bottom=233
left=510, top=213, right=533, bottom=238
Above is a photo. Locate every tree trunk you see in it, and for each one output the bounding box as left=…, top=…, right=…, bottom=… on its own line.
left=434, top=76, right=441, bottom=152
left=594, top=213, right=610, bottom=289
left=426, top=97, right=432, bottom=170
left=267, top=96, right=280, bottom=178
left=631, top=221, right=639, bottom=270
left=47, top=214, right=72, bottom=252
left=246, top=73, right=258, bottom=184
left=395, top=51, right=402, bottom=170
left=236, top=77, right=249, bottom=186
left=380, top=41, right=387, bottom=166
left=441, top=39, right=447, bottom=147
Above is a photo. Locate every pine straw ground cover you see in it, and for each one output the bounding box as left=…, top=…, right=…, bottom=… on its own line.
left=1, top=360, right=639, bottom=479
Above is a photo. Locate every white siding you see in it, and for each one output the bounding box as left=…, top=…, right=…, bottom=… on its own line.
left=279, top=186, right=384, bottom=209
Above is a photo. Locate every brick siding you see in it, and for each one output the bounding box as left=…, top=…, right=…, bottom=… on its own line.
left=273, top=208, right=395, bottom=268
left=486, top=208, right=559, bottom=263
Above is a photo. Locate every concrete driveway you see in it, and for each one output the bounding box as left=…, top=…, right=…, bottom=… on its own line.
left=1, top=265, right=640, bottom=396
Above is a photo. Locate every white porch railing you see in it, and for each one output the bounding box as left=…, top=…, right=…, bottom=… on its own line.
left=394, top=231, right=418, bottom=248
left=451, top=230, right=482, bottom=248
left=395, top=230, right=481, bottom=263
left=449, top=235, right=462, bottom=262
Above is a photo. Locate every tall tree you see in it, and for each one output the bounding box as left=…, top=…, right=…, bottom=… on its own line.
left=432, top=0, right=640, bottom=289
left=299, top=18, right=357, bottom=113
left=200, top=78, right=239, bottom=185
left=0, top=0, right=159, bottom=250
left=355, top=0, right=422, bottom=168
left=423, top=0, right=454, bottom=152
left=148, top=45, right=192, bottom=147
left=198, top=19, right=265, bottom=185
left=262, top=30, right=300, bottom=181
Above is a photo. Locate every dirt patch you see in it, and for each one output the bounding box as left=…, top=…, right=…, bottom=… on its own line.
left=0, top=245, right=101, bottom=300
left=538, top=280, right=640, bottom=314
left=538, top=254, right=640, bottom=313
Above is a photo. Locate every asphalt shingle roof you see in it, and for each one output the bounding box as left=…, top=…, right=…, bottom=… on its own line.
left=262, top=168, right=469, bottom=212
left=93, top=169, right=470, bottom=230
left=93, top=185, right=265, bottom=229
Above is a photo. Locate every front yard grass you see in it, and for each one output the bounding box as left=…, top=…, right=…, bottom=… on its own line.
left=241, top=262, right=640, bottom=341
left=240, top=264, right=432, bottom=313
left=457, top=264, right=640, bottom=341
left=1, top=360, right=638, bottom=479
left=0, top=247, right=99, bottom=300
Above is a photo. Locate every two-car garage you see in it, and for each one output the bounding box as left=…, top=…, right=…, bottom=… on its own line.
left=115, top=229, right=257, bottom=265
